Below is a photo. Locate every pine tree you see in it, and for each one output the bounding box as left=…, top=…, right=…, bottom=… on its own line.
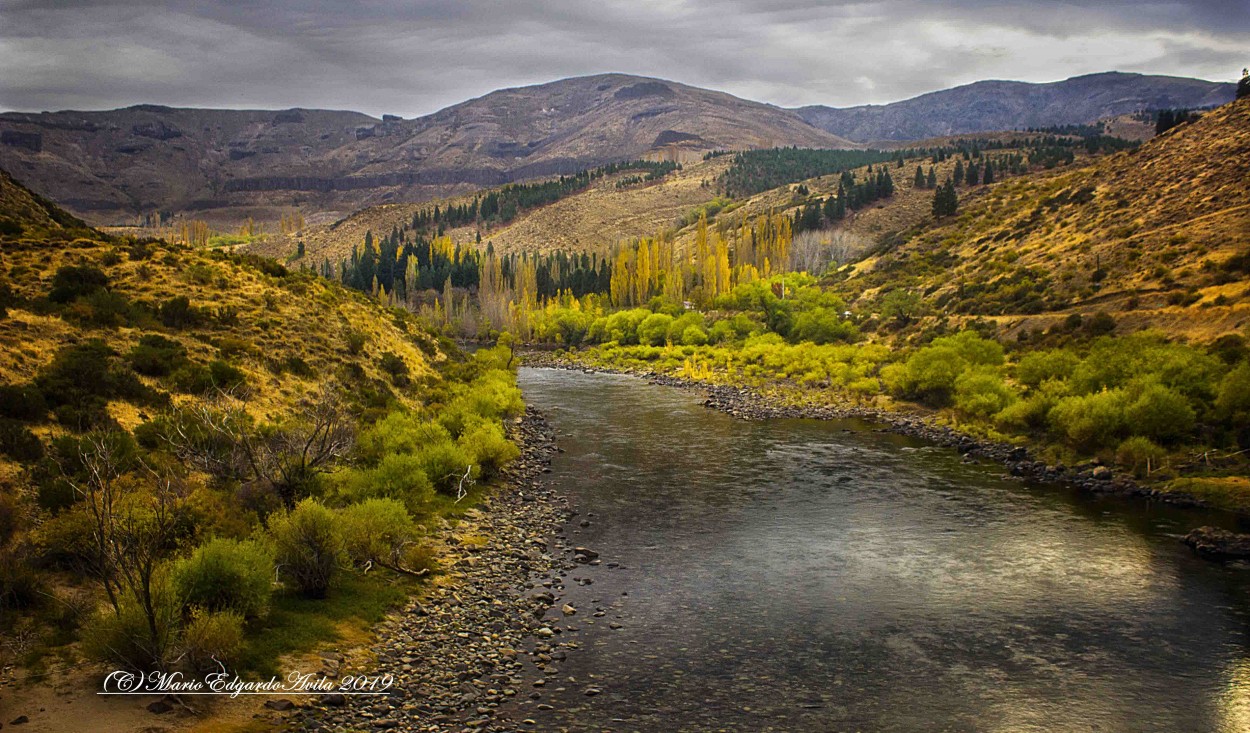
left=1239, top=68, right=1250, bottom=100
left=926, top=167, right=937, bottom=189
left=982, top=160, right=994, bottom=185
left=953, top=159, right=964, bottom=186
left=915, top=165, right=925, bottom=189
left=932, top=179, right=958, bottom=218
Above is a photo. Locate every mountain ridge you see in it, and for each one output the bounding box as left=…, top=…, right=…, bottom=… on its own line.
left=795, top=71, right=1235, bottom=142
left=0, top=73, right=853, bottom=227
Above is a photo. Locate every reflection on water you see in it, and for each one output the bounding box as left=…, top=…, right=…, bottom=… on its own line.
left=510, top=368, right=1250, bottom=732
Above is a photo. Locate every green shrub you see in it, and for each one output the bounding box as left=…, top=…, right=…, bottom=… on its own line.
left=637, top=313, right=675, bottom=346
left=1216, top=362, right=1250, bottom=420
left=160, top=296, right=200, bottom=328
left=994, top=394, right=1052, bottom=432
left=416, top=441, right=476, bottom=495
left=1048, top=389, right=1128, bottom=449
left=0, top=548, right=45, bottom=615
left=268, top=499, right=344, bottom=598
left=172, top=360, right=247, bottom=394
left=680, top=325, right=709, bottom=346
left=329, top=453, right=436, bottom=514
left=181, top=608, right=244, bottom=672
left=954, top=370, right=1018, bottom=418
left=0, top=419, right=43, bottom=461
left=1115, top=436, right=1166, bottom=478
left=345, top=330, right=367, bottom=356
left=1015, top=349, right=1080, bottom=389
left=379, top=352, right=410, bottom=387
left=48, top=265, right=109, bottom=303
left=35, top=340, right=156, bottom=429
left=458, top=419, right=519, bottom=478
left=171, top=537, right=274, bottom=618
left=81, top=580, right=180, bottom=671
left=1123, top=382, right=1195, bottom=443
left=128, top=334, right=187, bottom=376
left=339, top=499, right=417, bottom=568
left=789, top=307, right=858, bottom=345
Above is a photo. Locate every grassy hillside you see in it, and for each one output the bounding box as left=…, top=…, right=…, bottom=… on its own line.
left=0, top=167, right=525, bottom=722
left=841, top=98, right=1250, bottom=340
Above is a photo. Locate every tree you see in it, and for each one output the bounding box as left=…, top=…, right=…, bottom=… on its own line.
left=953, top=159, right=964, bottom=185
left=1239, top=68, right=1250, bottom=100
left=58, top=434, right=188, bottom=669
left=926, top=167, right=937, bottom=189
left=932, top=178, right=958, bottom=218
left=982, top=160, right=994, bottom=185
left=914, top=165, right=925, bottom=188
left=163, top=383, right=355, bottom=509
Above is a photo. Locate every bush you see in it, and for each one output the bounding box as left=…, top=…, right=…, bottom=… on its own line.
left=345, top=330, right=367, bottom=355
left=81, top=580, right=180, bottom=671
left=1048, top=389, right=1128, bottom=449
left=994, top=394, right=1052, bottom=432
left=160, top=296, right=200, bottom=328
left=171, top=537, right=274, bottom=618
left=35, top=340, right=156, bottom=429
left=1116, top=436, right=1166, bottom=478
left=0, top=419, right=43, bottom=461
left=1123, top=382, right=1195, bottom=443
left=329, top=453, right=436, bottom=514
left=268, top=499, right=344, bottom=598
left=379, top=352, right=410, bottom=387
left=129, top=334, right=187, bottom=376
left=1015, top=350, right=1080, bottom=389
left=181, top=608, right=245, bottom=672
left=789, top=307, right=857, bottom=345
left=0, top=383, right=49, bottom=422
left=637, top=313, right=675, bottom=346
left=171, top=360, right=247, bottom=394
left=680, top=325, right=709, bottom=346
left=339, top=499, right=417, bottom=568
left=954, top=370, right=1018, bottom=418
left=49, top=265, right=109, bottom=303
left=0, top=548, right=45, bottom=615
left=458, top=419, right=519, bottom=478
left=1216, top=362, right=1250, bottom=421
left=416, top=441, right=476, bottom=495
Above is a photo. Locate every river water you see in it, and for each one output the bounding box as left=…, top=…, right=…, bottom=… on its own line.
left=508, top=367, right=1250, bottom=732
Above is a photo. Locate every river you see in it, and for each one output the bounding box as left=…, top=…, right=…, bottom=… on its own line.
left=505, top=367, right=1250, bottom=732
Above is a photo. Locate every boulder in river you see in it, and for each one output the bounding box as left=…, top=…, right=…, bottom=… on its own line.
left=1183, top=527, right=1250, bottom=560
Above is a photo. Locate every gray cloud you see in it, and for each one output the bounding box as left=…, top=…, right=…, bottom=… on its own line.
left=0, top=0, right=1244, bottom=116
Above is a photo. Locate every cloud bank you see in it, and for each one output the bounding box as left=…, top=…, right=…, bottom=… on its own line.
left=1, top=0, right=1244, bottom=116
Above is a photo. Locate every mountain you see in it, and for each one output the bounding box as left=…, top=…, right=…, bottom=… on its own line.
left=795, top=72, right=1236, bottom=142
left=842, top=96, right=1250, bottom=340
left=0, top=74, right=854, bottom=227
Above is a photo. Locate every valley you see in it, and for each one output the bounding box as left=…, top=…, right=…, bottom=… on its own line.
left=1, top=61, right=1249, bottom=733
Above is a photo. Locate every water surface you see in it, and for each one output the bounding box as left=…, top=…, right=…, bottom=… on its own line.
left=509, top=368, right=1250, bottom=732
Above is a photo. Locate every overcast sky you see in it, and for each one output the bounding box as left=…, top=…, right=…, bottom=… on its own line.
left=1, top=0, right=1245, bottom=117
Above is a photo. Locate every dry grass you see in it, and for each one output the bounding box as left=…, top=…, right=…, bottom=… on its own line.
left=843, top=98, right=1250, bottom=340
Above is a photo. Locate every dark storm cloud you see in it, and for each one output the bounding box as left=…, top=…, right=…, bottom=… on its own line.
left=0, top=0, right=1243, bottom=116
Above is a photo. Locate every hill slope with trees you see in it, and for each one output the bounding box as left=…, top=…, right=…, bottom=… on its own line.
left=842, top=97, right=1250, bottom=340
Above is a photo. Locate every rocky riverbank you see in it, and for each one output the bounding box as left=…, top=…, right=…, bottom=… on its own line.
left=272, top=405, right=592, bottom=732
left=521, top=353, right=1250, bottom=558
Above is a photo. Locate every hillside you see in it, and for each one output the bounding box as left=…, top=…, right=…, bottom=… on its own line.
left=0, top=74, right=852, bottom=228
left=795, top=72, right=1235, bottom=142
left=262, top=156, right=736, bottom=265
left=842, top=97, right=1250, bottom=340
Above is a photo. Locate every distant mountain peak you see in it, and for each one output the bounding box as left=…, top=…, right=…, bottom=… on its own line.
left=796, top=72, right=1236, bottom=142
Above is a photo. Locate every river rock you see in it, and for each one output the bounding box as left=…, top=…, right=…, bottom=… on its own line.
left=1183, top=527, right=1250, bottom=560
